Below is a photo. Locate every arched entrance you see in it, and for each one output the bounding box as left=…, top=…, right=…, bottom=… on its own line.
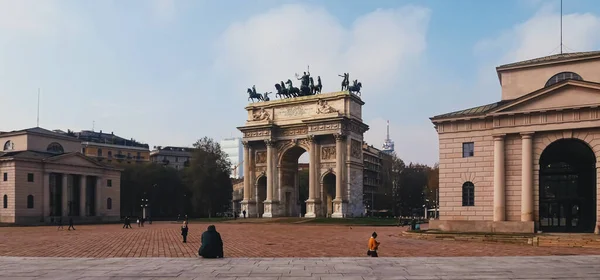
left=323, top=173, right=336, bottom=216
left=256, top=176, right=266, bottom=218
left=279, top=146, right=308, bottom=217
left=539, top=139, right=597, bottom=233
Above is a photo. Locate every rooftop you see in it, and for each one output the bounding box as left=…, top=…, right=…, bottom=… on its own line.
left=430, top=100, right=511, bottom=120
left=496, top=51, right=600, bottom=70
left=73, top=130, right=149, bottom=149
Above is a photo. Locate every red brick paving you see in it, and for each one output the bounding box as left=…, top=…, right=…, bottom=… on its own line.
left=0, top=222, right=598, bottom=258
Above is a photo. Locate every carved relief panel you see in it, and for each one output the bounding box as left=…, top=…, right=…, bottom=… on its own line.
left=255, top=151, right=267, bottom=165
left=350, top=139, right=362, bottom=159
left=321, top=146, right=336, bottom=161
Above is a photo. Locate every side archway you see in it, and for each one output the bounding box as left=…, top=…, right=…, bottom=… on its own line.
left=538, top=138, right=597, bottom=233
left=322, top=172, right=336, bottom=216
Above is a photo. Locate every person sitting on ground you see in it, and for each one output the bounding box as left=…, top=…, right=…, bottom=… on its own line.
left=367, top=232, right=380, bottom=257
left=198, top=225, right=224, bottom=258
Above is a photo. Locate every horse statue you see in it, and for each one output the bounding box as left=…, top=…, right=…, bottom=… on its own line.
left=285, top=79, right=300, bottom=97
left=348, top=80, right=362, bottom=96
left=247, top=88, right=263, bottom=102
left=310, top=76, right=322, bottom=95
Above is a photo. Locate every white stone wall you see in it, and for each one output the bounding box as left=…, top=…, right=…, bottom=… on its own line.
left=347, top=166, right=364, bottom=217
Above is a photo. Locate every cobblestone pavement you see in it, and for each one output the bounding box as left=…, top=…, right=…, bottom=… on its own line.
left=1, top=255, right=600, bottom=279
left=0, top=222, right=599, bottom=258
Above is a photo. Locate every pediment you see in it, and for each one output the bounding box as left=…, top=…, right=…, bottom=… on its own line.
left=44, top=153, right=104, bottom=169
left=493, top=82, right=600, bottom=114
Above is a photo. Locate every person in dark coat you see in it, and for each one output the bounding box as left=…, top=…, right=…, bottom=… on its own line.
left=68, top=217, right=75, bottom=230
left=181, top=221, right=189, bottom=243
left=198, top=225, right=224, bottom=258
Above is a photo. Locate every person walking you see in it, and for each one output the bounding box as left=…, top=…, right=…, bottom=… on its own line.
left=181, top=221, right=189, bottom=243
left=68, top=217, right=75, bottom=230
left=57, top=217, right=64, bottom=230
left=242, top=210, right=246, bottom=219
left=367, top=232, right=380, bottom=257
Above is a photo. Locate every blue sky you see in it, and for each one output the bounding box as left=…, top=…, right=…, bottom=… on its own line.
left=1, top=0, right=600, bottom=165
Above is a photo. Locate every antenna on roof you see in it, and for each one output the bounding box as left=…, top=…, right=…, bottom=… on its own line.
left=92, top=120, right=95, bottom=131
left=36, top=88, right=40, bottom=127
left=560, top=0, right=563, bottom=54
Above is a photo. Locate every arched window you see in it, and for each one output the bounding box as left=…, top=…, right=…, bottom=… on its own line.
left=97, top=149, right=103, bottom=157
left=545, top=72, right=583, bottom=87
left=46, top=142, right=64, bottom=153
left=27, top=195, right=34, bottom=209
left=462, top=182, right=475, bottom=206
left=3, top=140, right=14, bottom=151
left=107, top=198, right=112, bottom=210
left=3, top=195, right=7, bottom=208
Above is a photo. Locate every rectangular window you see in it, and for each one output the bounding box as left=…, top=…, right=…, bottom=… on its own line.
left=107, top=179, right=112, bottom=187
left=3, top=173, right=6, bottom=181
left=462, top=142, right=474, bottom=158
left=27, top=173, right=34, bottom=182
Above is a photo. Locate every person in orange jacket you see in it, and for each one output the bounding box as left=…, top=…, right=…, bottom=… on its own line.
left=367, top=232, right=380, bottom=257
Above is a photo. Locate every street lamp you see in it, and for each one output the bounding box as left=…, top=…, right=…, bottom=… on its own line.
left=141, top=192, right=149, bottom=219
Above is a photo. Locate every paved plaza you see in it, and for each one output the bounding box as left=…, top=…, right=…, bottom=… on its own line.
left=2, top=255, right=600, bottom=279
left=1, top=222, right=599, bottom=258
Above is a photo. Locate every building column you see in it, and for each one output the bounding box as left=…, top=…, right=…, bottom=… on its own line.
left=43, top=173, right=50, bottom=219
left=305, top=135, right=319, bottom=218
left=241, top=141, right=255, bottom=217
left=332, top=133, right=346, bottom=218
left=493, top=134, right=506, bottom=222
left=80, top=175, right=87, bottom=217
left=62, top=174, right=68, bottom=217
left=595, top=165, right=600, bottom=235
left=263, top=140, right=275, bottom=218
left=521, top=133, right=534, bottom=222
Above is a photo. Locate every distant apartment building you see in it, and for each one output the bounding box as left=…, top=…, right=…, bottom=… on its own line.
left=149, top=146, right=193, bottom=170
left=220, top=138, right=243, bottom=179
left=70, top=130, right=150, bottom=165
left=363, top=143, right=392, bottom=211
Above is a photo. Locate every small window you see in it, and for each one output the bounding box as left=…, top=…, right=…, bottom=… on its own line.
left=175, top=157, right=179, bottom=162
left=97, top=149, right=103, bottom=157
left=108, top=151, right=113, bottom=158
left=27, top=195, right=34, bottom=209
left=3, top=173, right=7, bottom=181
left=107, top=179, right=112, bottom=187
left=27, top=173, right=34, bottom=182
left=462, top=142, right=474, bottom=158
left=107, top=198, right=112, bottom=210
left=82, top=148, right=86, bottom=154
left=3, top=194, right=7, bottom=208
left=462, top=181, right=475, bottom=206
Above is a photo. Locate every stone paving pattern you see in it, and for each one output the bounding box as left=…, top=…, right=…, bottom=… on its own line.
left=1, top=222, right=599, bottom=258
left=2, top=255, right=600, bottom=279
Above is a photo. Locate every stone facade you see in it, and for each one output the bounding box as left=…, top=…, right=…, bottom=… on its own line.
left=238, top=91, right=368, bottom=218
left=0, top=127, right=122, bottom=225
left=430, top=51, right=600, bottom=234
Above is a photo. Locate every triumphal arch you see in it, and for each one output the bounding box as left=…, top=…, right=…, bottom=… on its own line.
left=238, top=91, right=369, bottom=218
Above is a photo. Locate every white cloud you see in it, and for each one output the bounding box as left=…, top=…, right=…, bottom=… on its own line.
left=213, top=4, right=430, bottom=95
left=475, top=4, right=600, bottom=66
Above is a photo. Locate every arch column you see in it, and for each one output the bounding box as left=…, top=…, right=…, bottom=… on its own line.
left=305, top=135, right=320, bottom=218
left=521, top=133, right=534, bottom=222
left=493, top=134, right=506, bottom=222
left=241, top=141, right=256, bottom=217
left=332, top=133, right=347, bottom=218
left=263, top=140, right=276, bottom=217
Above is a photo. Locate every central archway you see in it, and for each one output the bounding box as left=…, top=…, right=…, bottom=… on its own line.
left=279, top=146, right=308, bottom=217
left=539, top=138, right=597, bottom=233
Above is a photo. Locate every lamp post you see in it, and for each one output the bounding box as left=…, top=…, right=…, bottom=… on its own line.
left=141, top=192, right=148, bottom=219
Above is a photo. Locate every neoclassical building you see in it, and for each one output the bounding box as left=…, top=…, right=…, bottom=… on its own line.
left=238, top=91, right=368, bottom=218
left=430, top=51, right=600, bottom=234
left=0, top=127, right=121, bottom=224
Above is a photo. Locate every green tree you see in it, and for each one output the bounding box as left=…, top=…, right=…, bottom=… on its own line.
left=184, top=137, right=233, bottom=217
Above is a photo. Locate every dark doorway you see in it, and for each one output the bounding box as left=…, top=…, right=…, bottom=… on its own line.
left=86, top=177, right=97, bottom=216
left=323, top=173, right=336, bottom=216
left=49, top=173, right=63, bottom=217
left=256, top=176, right=266, bottom=217
left=539, top=139, right=597, bottom=233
